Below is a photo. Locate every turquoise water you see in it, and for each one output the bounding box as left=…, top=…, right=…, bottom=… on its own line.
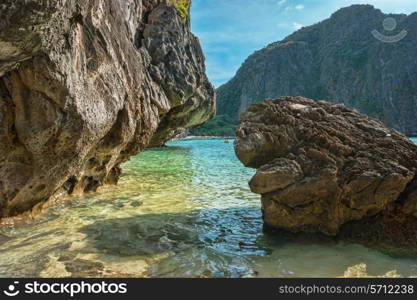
left=0, top=138, right=417, bottom=277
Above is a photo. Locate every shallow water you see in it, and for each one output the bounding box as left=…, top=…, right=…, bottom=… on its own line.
left=1, top=138, right=417, bottom=278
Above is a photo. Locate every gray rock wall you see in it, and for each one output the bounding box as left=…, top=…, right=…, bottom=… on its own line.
left=218, top=5, right=417, bottom=136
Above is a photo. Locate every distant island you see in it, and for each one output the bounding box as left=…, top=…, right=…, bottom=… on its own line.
left=194, top=5, right=417, bottom=137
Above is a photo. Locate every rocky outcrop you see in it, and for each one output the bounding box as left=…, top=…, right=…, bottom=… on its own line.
left=0, top=0, right=215, bottom=217
left=235, top=97, right=417, bottom=240
left=217, top=5, right=417, bottom=136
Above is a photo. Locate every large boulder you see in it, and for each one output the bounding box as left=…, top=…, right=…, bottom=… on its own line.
left=235, top=97, right=417, bottom=238
left=0, top=0, right=215, bottom=217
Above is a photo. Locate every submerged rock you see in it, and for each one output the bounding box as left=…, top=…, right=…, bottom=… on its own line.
left=343, top=263, right=401, bottom=278
left=0, top=0, right=215, bottom=217
left=235, top=97, right=417, bottom=244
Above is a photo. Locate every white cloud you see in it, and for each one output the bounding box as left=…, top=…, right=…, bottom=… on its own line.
left=278, top=0, right=287, bottom=5
left=284, top=4, right=305, bottom=11
left=293, top=22, right=304, bottom=30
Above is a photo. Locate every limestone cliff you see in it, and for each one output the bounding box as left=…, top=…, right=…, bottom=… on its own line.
left=217, top=5, right=417, bottom=136
left=0, top=0, right=215, bottom=217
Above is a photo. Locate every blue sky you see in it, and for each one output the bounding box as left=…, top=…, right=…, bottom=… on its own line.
left=190, top=0, right=416, bottom=87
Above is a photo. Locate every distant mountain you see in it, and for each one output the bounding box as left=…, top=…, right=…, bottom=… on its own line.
left=215, top=5, right=417, bottom=136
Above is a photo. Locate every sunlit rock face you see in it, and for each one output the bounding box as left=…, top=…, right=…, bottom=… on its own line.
left=0, top=0, right=215, bottom=217
left=235, top=97, right=417, bottom=239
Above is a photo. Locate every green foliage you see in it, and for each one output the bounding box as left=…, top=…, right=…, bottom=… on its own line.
left=171, top=0, right=191, bottom=21
left=189, top=115, right=237, bottom=137
left=349, top=98, right=382, bottom=118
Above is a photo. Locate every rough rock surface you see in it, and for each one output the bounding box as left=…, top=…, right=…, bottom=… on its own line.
left=0, top=0, right=215, bottom=217
left=235, top=97, right=417, bottom=238
left=217, top=5, right=417, bottom=135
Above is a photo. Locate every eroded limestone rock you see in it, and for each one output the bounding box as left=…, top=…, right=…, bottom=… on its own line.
left=235, top=97, right=417, bottom=237
left=0, top=0, right=215, bottom=217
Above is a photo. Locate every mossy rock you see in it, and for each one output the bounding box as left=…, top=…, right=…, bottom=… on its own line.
left=171, top=0, right=191, bottom=21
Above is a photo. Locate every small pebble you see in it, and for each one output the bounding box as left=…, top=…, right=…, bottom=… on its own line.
left=131, top=201, right=144, bottom=207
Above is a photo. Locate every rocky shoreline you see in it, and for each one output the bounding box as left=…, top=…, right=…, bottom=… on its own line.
left=171, top=135, right=234, bottom=141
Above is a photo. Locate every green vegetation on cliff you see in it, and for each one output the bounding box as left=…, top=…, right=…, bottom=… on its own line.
left=171, top=0, right=191, bottom=21
left=189, top=115, right=237, bottom=136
